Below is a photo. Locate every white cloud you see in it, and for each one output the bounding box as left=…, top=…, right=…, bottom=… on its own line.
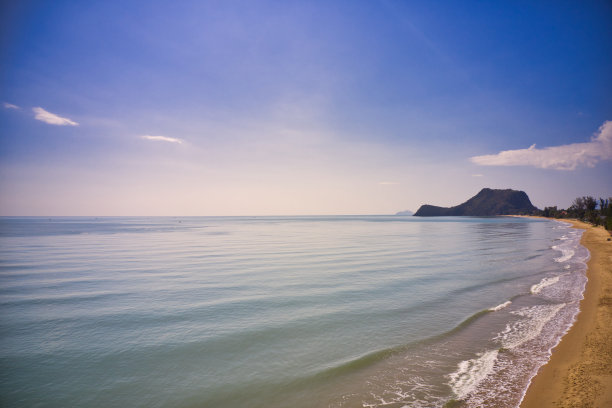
left=378, top=181, right=399, bottom=185
left=32, top=107, right=78, bottom=126
left=3, top=102, right=20, bottom=110
left=141, top=135, right=183, bottom=144
left=470, top=120, right=612, bottom=170
left=471, top=174, right=484, bottom=177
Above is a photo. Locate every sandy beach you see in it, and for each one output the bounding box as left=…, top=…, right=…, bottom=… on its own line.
left=520, top=220, right=612, bottom=408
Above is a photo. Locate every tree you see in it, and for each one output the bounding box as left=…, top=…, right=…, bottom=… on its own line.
left=568, top=197, right=586, bottom=219
left=584, top=196, right=597, bottom=211
left=600, top=197, right=612, bottom=231
left=584, top=196, right=598, bottom=224
left=543, top=206, right=558, bottom=218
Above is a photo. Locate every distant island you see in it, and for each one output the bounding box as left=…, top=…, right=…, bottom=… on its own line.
left=395, top=210, right=414, bottom=216
left=414, top=188, right=538, bottom=216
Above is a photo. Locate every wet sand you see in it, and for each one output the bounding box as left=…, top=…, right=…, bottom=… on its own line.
left=520, top=220, right=612, bottom=408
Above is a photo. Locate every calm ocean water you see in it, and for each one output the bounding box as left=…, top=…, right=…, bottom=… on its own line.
left=0, top=216, right=588, bottom=407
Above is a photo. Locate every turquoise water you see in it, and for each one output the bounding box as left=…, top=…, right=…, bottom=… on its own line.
left=0, top=216, right=587, bottom=407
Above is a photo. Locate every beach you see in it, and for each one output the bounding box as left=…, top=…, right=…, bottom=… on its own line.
left=521, top=220, right=612, bottom=408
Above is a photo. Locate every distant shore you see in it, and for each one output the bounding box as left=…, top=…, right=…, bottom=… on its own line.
left=520, top=219, right=612, bottom=407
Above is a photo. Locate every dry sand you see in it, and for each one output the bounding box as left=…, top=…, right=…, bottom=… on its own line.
left=520, top=220, right=612, bottom=408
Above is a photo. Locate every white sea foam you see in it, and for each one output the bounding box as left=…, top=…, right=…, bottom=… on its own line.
left=530, top=276, right=560, bottom=294
left=489, top=300, right=512, bottom=311
left=497, top=304, right=566, bottom=349
left=552, top=226, right=583, bottom=263
left=449, top=350, right=499, bottom=399
left=553, top=220, right=572, bottom=229
left=553, top=247, right=575, bottom=263
left=443, top=221, right=587, bottom=408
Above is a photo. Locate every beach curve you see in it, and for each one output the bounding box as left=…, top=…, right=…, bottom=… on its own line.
left=520, top=220, right=612, bottom=408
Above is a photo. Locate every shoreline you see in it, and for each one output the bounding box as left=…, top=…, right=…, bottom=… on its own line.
left=520, top=219, right=612, bottom=407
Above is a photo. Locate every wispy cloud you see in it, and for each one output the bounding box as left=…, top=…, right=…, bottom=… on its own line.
left=378, top=181, right=399, bottom=185
left=3, top=102, right=20, bottom=110
left=33, top=107, right=78, bottom=126
left=470, top=120, right=612, bottom=170
left=141, top=135, right=183, bottom=144
left=471, top=174, right=484, bottom=177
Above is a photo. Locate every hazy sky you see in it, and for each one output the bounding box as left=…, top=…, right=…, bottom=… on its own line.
left=1, top=0, right=611, bottom=215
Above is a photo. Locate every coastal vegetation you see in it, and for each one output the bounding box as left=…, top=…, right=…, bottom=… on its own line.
left=539, top=196, right=612, bottom=231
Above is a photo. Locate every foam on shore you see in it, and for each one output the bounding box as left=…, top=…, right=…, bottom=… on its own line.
left=530, top=276, right=560, bottom=294
left=520, top=221, right=611, bottom=408
left=489, top=300, right=512, bottom=311
left=449, top=350, right=499, bottom=399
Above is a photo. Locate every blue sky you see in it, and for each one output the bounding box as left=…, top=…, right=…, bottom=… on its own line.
left=1, top=0, right=611, bottom=215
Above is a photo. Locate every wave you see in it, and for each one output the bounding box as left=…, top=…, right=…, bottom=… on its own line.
left=447, top=302, right=567, bottom=404
left=448, top=349, right=499, bottom=399
left=309, top=347, right=402, bottom=381
left=496, top=303, right=566, bottom=349
left=290, top=308, right=500, bottom=388
left=530, top=276, right=560, bottom=294
left=553, top=220, right=573, bottom=229
left=553, top=246, right=575, bottom=263
left=444, top=274, right=532, bottom=299
left=551, top=225, right=584, bottom=263
left=489, top=300, right=512, bottom=312
left=0, top=291, right=126, bottom=307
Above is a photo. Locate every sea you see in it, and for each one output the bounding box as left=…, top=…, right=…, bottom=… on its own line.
left=0, top=216, right=589, bottom=408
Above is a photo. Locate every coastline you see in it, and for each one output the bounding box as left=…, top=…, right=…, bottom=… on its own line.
left=520, top=219, right=612, bottom=408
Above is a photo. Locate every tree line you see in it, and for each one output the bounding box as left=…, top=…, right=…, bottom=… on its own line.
left=539, top=196, right=612, bottom=230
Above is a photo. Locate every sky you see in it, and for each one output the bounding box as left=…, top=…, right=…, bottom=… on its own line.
left=1, top=0, right=611, bottom=216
